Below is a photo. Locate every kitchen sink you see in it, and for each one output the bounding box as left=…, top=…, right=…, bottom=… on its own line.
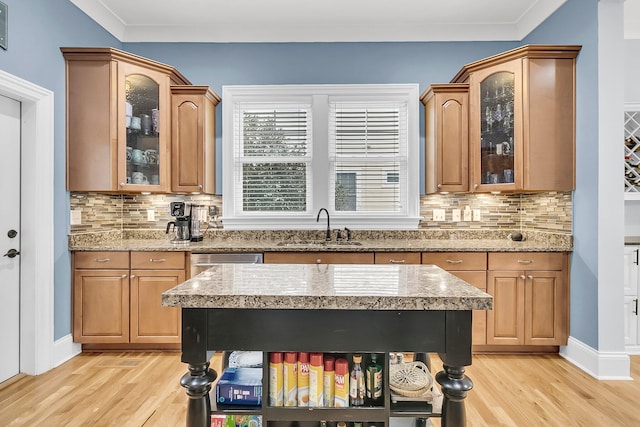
left=276, top=241, right=362, bottom=247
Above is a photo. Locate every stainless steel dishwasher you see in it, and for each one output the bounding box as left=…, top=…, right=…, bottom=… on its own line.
left=190, top=253, right=263, bottom=277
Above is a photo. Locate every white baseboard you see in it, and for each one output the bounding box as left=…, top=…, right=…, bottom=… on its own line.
left=52, top=334, right=82, bottom=369
left=625, top=344, right=640, bottom=355
left=560, top=336, right=632, bottom=380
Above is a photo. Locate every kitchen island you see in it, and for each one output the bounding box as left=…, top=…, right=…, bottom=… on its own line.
left=162, top=263, right=493, bottom=427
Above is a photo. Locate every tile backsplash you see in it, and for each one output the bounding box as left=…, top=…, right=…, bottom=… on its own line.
left=69, top=191, right=572, bottom=234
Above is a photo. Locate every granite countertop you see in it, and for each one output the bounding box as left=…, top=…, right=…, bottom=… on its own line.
left=69, top=229, right=573, bottom=253
left=161, top=263, right=493, bottom=311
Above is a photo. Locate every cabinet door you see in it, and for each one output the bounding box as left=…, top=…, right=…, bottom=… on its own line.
left=468, top=59, right=523, bottom=193
left=451, top=271, right=487, bottom=345
left=118, top=62, right=171, bottom=193
left=171, top=86, right=219, bottom=194
left=264, top=252, right=374, bottom=264
left=423, top=84, right=469, bottom=193
left=624, top=295, right=639, bottom=346
left=130, top=269, right=184, bottom=343
left=524, top=271, right=565, bottom=345
left=73, top=269, right=130, bottom=343
left=486, top=270, right=524, bottom=345
left=624, top=246, right=639, bottom=296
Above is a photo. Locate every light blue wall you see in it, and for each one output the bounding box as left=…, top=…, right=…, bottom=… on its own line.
left=0, top=0, right=120, bottom=340
left=0, top=0, right=600, bottom=346
left=523, top=0, right=600, bottom=348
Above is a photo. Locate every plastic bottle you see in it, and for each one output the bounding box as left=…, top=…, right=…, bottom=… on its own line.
left=349, top=354, right=365, bottom=406
left=309, top=352, right=324, bottom=407
left=283, top=352, right=298, bottom=406
left=269, top=352, right=284, bottom=406
left=334, top=358, right=349, bottom=407
left=323, top=356, right=335, bottom=407
left=365, top=353, right=383, bottom=405
left=297, top=352, right=310, bottom=406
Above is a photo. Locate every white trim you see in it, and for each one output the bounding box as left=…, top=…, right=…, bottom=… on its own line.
left=52, top=334, right=82, bottom=368
left=626, top=344, right=640, bottom=355
left=560, top=337, right=632, bottom=380
left=0, top=70, right=56, bottom=375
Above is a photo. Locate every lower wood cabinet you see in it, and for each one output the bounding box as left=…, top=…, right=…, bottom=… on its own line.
left=73, top=251, right=185, bottom=347
left=374, top=252, right=421, bottom=264
left=486, top=252, right=568, bottom=346
left=422, top=252, right=488, bottom=345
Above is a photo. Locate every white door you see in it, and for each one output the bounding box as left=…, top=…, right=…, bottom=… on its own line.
left=0, top=94, right=21, bottom=383
left=623, top=245, right=639, bottom=296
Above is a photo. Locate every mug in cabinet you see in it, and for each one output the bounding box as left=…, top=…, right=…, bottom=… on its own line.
left=140, top=114, right=152, bottom=136
left=130, top=116, right=141, bottom=131
left=145, top=149, right=159, bottom=165
left=132, top=149, right=146, bottom=164
left=132, top=172, right=148, bottom=185
left=126, top=146, right=133, bottom=161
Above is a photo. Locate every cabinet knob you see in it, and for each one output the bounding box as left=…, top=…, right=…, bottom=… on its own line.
left=199, top=184, right=203, bottom=189
left=437, top=184, right=442, bottom=189
left=120, top=182, right=126, bottom=187
left=527, top=275, right=533, bottom=280
left=121, top=274, right=127, bottom=279
left=316, top=259, right=322, bottom=264
left=130, top=275, right=135, bottom=279
left=520, top=275, right=526, bottom=280
left=473, top=183, right=479, bottom=190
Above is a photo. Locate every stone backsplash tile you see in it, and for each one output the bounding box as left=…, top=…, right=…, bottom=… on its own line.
left=70, top=191, right=572, bottom=235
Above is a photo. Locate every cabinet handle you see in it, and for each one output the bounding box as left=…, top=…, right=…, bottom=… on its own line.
left=121, top=274, right=127, bottom=279
left=634, top=298, right=638, bottom=315
left=316, top=259, right=322, bottom=264
left=94, top=258, right=111, bottom=263
left=130, top=275, right=135, bottom=279
left=389, top=259, right=406, bottom=264
left=527, top=275, right=533, bottom=280
left=446, top=259, right=463, bottom=264
left=473, top=183, right=479, bottom=190
left=120, top=182, right=126, bottom=187
left=517, top=259, right=533, bottom=264
left=520, top=275, right=526, bottom=280
left=437, top=184, right=442, bottom=189
left=149, top=258, right=166, bottom=263
left=198, top=184, right=203, bottom=189
left=635, top=249, right=639, bottom=265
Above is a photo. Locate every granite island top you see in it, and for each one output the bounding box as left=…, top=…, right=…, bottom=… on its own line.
left=161, top=263, right=493, bottom=311
left=69, top=229, right=573, bottom=252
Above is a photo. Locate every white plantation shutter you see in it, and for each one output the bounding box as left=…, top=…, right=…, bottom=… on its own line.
left=329, top=102, right=408, bottom=213
left=222, top=84, right=419, bottom=229
left=233, top=103, right=312, bottom=213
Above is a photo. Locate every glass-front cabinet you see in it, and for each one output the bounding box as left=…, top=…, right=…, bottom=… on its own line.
left=120, top=63, right=170, bottom=192
left=62, top=47, right=190, bottom=193
left=453, top=45, right=580, bottom=193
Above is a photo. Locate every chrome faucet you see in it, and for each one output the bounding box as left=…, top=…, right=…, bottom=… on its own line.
left=316, top=208, right=331, bottom=241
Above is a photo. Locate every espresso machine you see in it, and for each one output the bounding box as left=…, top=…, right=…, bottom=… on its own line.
left=166, top=202, right=190, bottom=244
left=189, top=204, right=207, bottom=242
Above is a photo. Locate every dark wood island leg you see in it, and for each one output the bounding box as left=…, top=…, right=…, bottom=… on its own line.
left=180, top=362, right=216, bottom=427
left=436, top=365, right=473, bottom=427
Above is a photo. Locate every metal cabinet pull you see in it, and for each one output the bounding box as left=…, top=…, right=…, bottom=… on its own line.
left=121, top=274, right=127, bottom=279
left=634, top=298, right=638, bottom=315
left=149, top=258, right=166, bottom=263
left=520, top=275, right=526, bottom=280
left=130, top=275, right=135, bottom=279
left=316, top=259, right=322, bottom=264
left=389, top=259, right=406, bottom=264
left=94, top=258, right=111, bottom=263
left=446, top=259, right=463, bottom=264
left=517, top=259, right=533, bottom=264
left=635, top=249, right=639, bottom=265
left=527, top=275, right=533, bottom=280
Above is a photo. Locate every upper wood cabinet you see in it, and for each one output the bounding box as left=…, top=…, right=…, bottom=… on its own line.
left=421, top=84, right=469, bottom=194
left=171, top=86, right=221, bottom=194
left=451, top=45, right=580, bottom=193
left=61, top=47, right=190, bottom=193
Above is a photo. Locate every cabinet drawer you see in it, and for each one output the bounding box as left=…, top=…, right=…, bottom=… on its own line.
left=421, top=252, right=487, bottom=271
left=131, top=251, right=185, bottom=269
left=488, top=252, right=564, bottom=271
left=74, top=251, right=129, bottom=269
left=374, top=252, right=421, bottom=264
left=264, top=252, right=374, bottom=264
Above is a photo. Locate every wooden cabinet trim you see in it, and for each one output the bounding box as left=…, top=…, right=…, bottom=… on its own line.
left=264, top=252, right=374, bottom=264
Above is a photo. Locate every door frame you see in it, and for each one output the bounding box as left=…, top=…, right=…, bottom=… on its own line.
left=0, top=70, right=54, bottom=375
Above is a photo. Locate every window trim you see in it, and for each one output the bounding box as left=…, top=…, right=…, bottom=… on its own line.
left=222, top=84, right=420, bottom=230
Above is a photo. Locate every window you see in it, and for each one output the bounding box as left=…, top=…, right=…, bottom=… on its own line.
left=222, top=84, right=419, bottom=229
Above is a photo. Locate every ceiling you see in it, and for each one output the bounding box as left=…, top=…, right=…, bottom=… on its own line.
left=70, top=0, right=639, bottom=43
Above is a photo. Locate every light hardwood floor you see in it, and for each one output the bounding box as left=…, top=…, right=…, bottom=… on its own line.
left=0, top=352, right=638, bottom=426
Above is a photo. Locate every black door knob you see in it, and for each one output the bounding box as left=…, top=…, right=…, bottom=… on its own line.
left=3, top=249, right=19, bottom=258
